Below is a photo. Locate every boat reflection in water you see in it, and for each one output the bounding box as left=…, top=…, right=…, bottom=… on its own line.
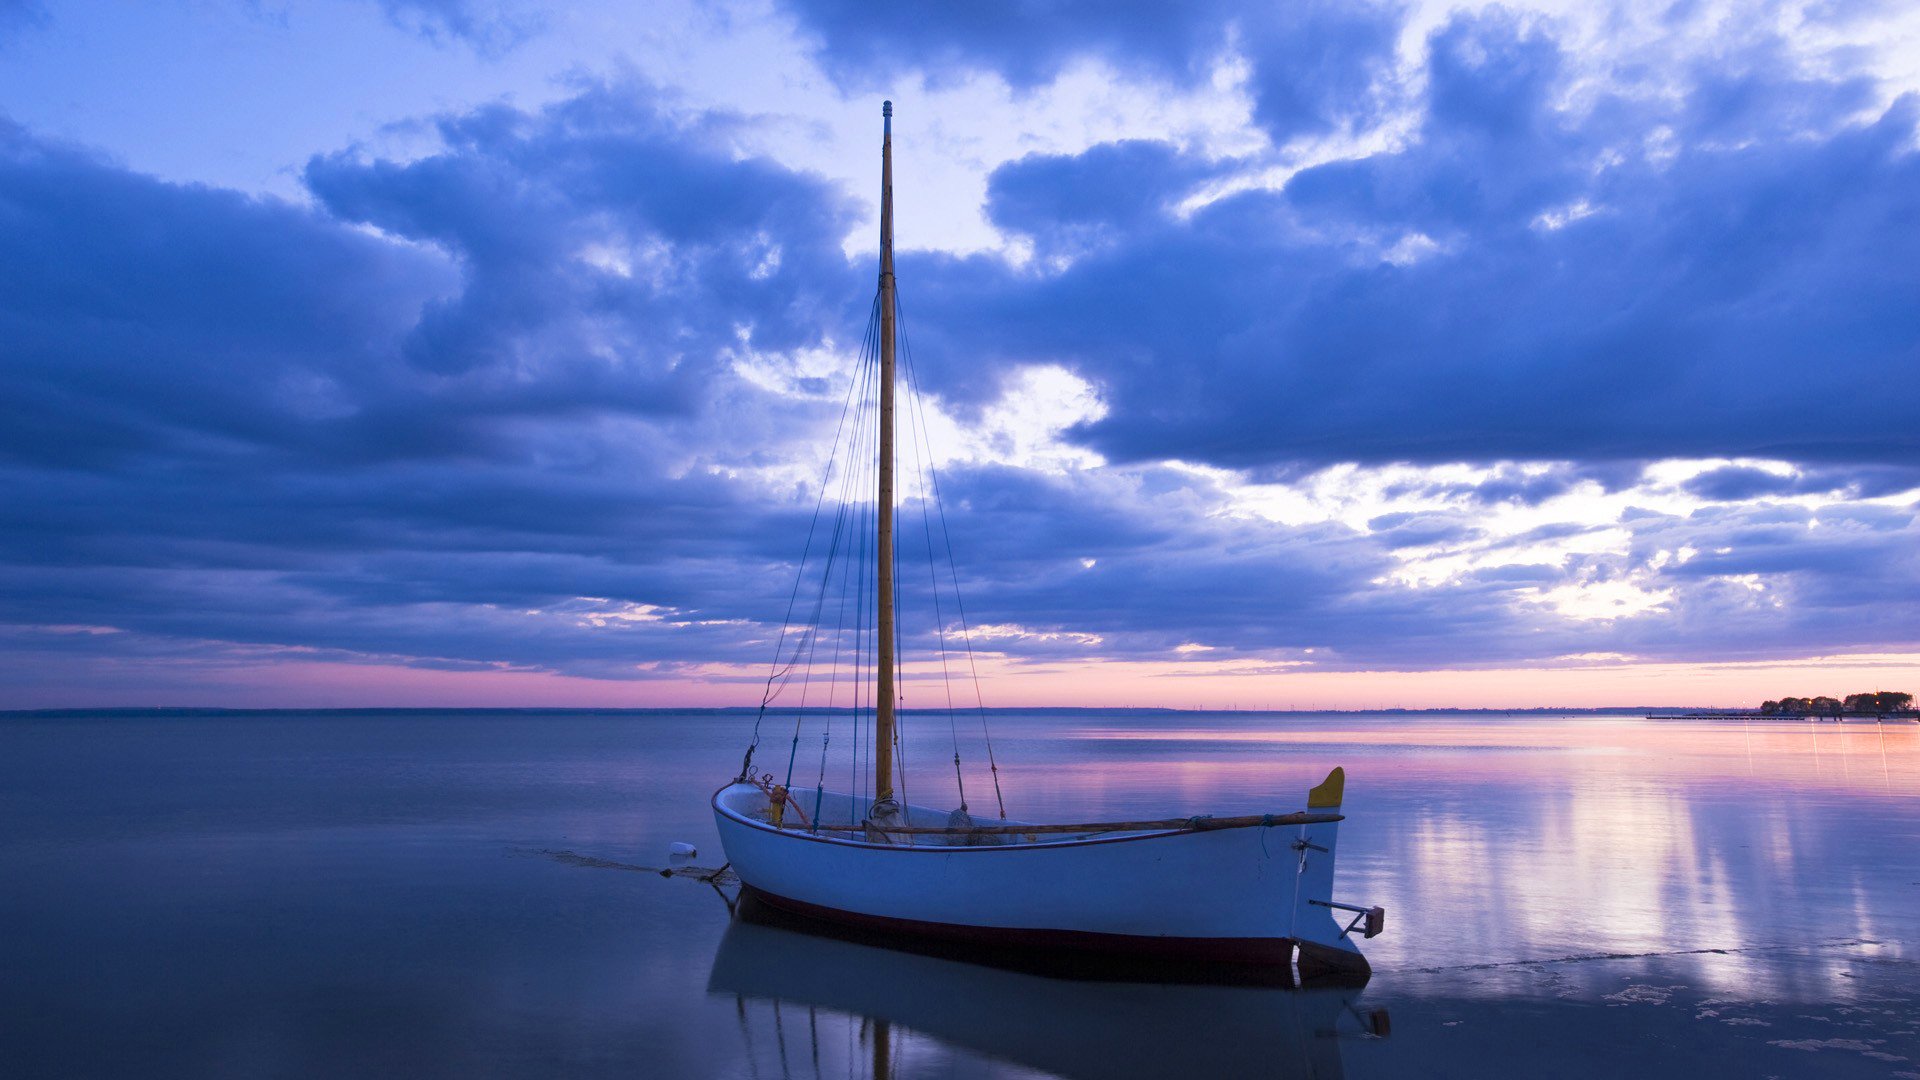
left=708, top=893, right=1386, bottom=1080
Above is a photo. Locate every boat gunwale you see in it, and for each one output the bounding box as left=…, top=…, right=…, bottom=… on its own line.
left=711, top=783, right=1287, bottom=854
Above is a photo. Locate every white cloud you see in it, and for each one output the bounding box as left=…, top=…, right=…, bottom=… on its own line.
left=905, top=364, right=1109, bottom=475
left=969, top=623, right=1104, bottom=647
left=1526, top=579, right=1675, bottom=621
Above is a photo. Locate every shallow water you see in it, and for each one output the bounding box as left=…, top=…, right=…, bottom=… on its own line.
left=1, top=709, right=1915, bottom=1078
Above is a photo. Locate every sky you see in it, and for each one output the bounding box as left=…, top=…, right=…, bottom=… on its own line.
left=1, top=0, right=1918, bottom=710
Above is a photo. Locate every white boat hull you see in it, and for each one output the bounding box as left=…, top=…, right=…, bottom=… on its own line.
left=711, top=776, right=1371, bottom=973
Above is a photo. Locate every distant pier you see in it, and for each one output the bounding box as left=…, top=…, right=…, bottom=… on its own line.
left=1645, top=711, right=1920, bottom=722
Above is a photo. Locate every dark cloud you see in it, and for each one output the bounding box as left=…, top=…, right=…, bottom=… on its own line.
left=0, top=91, right=877, bottom=690
left=1377, top=463, right=1636, bottom=508
left=1365, top=511, right=1480, bottom=549
left=305, top=92, right=863, bottom=391
left=903, top=17, right=1920, bottom=471
left=773, top=0, right=1239, bottom=91
left=1618, top=501, right=1920, bottom=650
left=1682, top=464, right=1920, bottom=502
left=0, top=121, right=455, bottom=472
left=777, top=0, right=1406, bottom=147
left=1824, top=466, right=1920, bottom=498
left=1683, top=466, right=1801, bottom=501
left=892, top=462, right=1918, bottom=671
left=1242, top=1, right=1404, bottom=142
left=775, top=3, right=1916, bottom=468
left=986, top=140, right=1220, bottom=257
left=3, top=15, right=1918, bottom=703
left=1424, top=8, right=1562, bottom=141
left=1681, top=42, right=1878, bottom=144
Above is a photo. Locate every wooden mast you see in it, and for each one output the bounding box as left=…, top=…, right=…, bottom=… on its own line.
left=874, top=100, right=898, bottom=807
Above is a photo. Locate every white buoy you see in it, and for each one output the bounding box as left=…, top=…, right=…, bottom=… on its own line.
left=669, top=842, right=697, bottom=858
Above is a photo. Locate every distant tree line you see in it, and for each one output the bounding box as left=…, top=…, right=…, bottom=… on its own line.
left=1759, top=691, right=1914, bottom=715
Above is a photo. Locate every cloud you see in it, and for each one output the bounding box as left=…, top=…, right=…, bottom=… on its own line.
left=986, top=140, right=1221, bottom=258
left=898, top=14, right=1920, bottom=472
left=1680, top=463, right=1920, bottom=502
left=1424, top=8, right=1562, bottom=143
left=1381, top=462, right=1639, bottom=507
left=1241, top=0, right=1404, bottom=142
left=776, top=0, right=1406, bottom=148
left=1682, top=465, right=1805, bottom=501
left=0, top=91, right=880, bottom=688
left=2, top=10, right=1917, bottom=704
left=773, top=0, right=1241, bottom=90
left=0, top=121, right=455, bottom=472
left=372, top=0, right=545, bottom=57
left=1682, top=40, right=1878, bottom=145
left=304, top=88, right=863, bottom=399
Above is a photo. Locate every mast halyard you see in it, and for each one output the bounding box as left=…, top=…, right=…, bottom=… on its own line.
left=874, top=101, right=899, bottom=809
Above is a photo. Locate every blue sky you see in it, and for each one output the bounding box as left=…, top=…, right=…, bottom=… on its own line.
left=2, top=0, right=1917, bottom=708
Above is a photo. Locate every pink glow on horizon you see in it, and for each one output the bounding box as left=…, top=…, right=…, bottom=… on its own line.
left=11, top=650, right=1920, bottom=711
left=1051, top=719, right=1920, bottom=800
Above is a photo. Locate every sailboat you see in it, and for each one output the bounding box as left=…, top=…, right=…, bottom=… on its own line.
left=713, top=102, right=1381, bottom=978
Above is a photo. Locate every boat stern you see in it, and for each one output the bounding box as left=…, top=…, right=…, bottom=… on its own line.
left=1288, top=767, right=1383, bottom=978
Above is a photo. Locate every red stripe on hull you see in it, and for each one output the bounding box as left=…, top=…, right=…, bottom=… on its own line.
left=740, top=883, right=1296, bottom=966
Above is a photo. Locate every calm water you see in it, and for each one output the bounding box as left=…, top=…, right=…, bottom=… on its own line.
left=2, top=709, right=1916, bottom=1078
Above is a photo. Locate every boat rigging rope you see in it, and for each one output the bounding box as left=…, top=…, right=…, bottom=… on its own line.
left=897, top=299, right=967, bottom=811
left=738, top=273, right=1009, bottom=825
left=889, top=472, right=911, bottom=827
left=736, top=300, right=873, bottom=784
left=851, top=351, right=876, bottom=816
left=813, top=327, right=879, bottom=827
left=898, top=292, right=1009, bottom=818
left=812, top=377, right=867, bottom=831
left=781, top=297, right=884, bottom=796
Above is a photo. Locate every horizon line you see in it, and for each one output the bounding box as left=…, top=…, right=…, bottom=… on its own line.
left=1, top=704, right=1764, bottom=719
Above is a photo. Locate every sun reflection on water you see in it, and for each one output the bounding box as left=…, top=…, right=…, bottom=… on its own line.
left=927, top=714, right=1919, bottom=990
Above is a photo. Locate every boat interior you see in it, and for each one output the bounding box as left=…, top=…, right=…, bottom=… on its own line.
left=716, top=782, right=1165, bottom=848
